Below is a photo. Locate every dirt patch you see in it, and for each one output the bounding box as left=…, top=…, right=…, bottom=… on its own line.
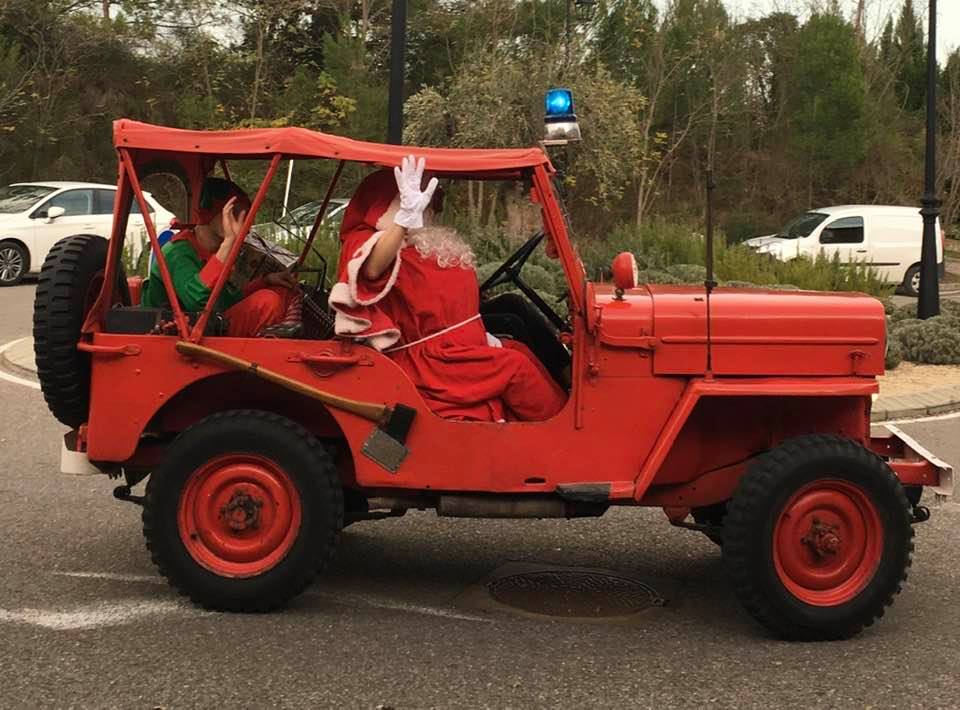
left=879, top=362, right=960, bottom=397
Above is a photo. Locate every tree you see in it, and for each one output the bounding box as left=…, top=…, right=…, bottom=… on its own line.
left=787, top=13, right=866, bottom=205
left=892, top=0, right=926, bottom=112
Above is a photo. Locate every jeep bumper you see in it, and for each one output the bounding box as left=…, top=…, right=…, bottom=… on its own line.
left=871, top=425, right=954, bottom=499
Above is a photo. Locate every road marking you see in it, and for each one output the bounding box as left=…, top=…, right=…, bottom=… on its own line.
left=309, top=590, right=493, bottom=624
left=56, top=570, right=493, bottom=623
left=54, top=570, right=165, bottom=584
left=0, top=599, right=186, bottom=631
left=0, top=337, right=40, bottom=391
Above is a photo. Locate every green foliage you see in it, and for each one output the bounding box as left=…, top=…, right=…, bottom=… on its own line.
left=787, top=13, right=866, bottom=180
left=890, top=315, right=960, bottom=365
left=885, top=338, right=903, bottom=369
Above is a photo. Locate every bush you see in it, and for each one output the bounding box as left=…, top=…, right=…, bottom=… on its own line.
left=890, top=315, right=960, bottom=365
left=885, top=338, right=903, bottom=369
left=665, top=263, right=707, bottom=283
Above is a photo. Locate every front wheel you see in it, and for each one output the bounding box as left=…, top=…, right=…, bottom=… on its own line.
left=723, top=434, right=913, bottom=640
left=143, top=410, right=343, bottom=611
left=0, top=241, right=28, bottom=286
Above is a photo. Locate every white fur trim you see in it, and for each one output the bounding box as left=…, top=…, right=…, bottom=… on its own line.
left=340, top=230, right=402, bottom=307
left=329, top=283, right=401, bottom=351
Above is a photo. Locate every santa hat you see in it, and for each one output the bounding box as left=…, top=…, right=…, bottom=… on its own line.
left=339, top=169, right=399, bottom=244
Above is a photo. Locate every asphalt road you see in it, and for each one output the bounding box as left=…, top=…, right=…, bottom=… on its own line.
left=1, top=282, right=958, bottom=709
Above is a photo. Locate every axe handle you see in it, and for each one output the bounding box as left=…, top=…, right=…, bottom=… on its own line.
left=176, top=341, right=390, bottom=423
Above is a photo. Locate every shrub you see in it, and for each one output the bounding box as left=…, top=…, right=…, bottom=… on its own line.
left=665, top=263, right=707, bottom=283
left=885, top=338, right=903, bottom=369
left=891, top=315, right=960, bottom=365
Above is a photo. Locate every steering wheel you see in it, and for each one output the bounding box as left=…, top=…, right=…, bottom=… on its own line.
left=479, top=231, right=568, bottom=331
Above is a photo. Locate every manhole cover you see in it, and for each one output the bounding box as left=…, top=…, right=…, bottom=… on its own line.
left=487, top=570, right=664, bottom=618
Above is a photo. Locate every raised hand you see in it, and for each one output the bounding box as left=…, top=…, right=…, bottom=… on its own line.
left=221, top=197, right=248, bottom=244
left=393, top=155, right=439, bottom=230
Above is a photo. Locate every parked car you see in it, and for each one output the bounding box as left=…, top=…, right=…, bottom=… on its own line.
left=0, top=181, right=175, bottom=286
left=252, top=198, right=349, bottom=243
left=33, top=120, right=952, bottom=641
left=745, top=205, right=946, bottom=296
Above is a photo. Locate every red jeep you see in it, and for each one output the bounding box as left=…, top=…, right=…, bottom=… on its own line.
left=33, top=120, right=952, bottom=640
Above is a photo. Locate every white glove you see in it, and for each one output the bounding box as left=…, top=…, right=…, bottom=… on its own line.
left=393, top=155, right=439, bottom=230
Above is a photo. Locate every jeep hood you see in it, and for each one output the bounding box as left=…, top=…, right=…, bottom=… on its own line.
left=591, top=284, right=886, bottom=377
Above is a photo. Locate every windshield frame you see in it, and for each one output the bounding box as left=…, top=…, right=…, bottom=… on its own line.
left=0, top=184, right=57, bottom=214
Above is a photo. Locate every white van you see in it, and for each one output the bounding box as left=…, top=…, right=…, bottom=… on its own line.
left=745, top=205, right=945, bottom=296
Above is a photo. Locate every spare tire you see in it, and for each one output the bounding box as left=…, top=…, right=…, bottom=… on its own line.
left=33, top=235, right=127, bottom=428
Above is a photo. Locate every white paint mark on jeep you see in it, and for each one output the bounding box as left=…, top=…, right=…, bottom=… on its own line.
left=0, top=599, right=184, bottom=631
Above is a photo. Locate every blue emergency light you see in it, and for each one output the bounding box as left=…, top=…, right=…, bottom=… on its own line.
left=543, top=88, right=581, bottom=144
left=545, top=88, right=575, bottom=118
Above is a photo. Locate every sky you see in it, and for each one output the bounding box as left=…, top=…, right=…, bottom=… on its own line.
left=702, top=0, right=959, bottom=60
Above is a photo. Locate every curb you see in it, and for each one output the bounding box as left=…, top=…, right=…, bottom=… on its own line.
left=872, top=384, right=960, bottom=422
left=0, top=337, right=37, bottom=377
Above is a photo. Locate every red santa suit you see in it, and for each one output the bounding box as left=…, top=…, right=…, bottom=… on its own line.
left=329, top=169, right=566, bottom=422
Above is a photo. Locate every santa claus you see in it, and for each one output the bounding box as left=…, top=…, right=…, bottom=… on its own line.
left=329, top=156, right=567, bottom=422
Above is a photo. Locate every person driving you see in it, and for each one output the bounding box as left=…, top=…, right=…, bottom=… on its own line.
left=329, top=156, right=566, bottom=422
left=141, top=177, right=301, bottom=337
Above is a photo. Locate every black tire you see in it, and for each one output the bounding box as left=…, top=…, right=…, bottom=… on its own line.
left=143, top=410, right=343, bottom=612
left=723, top=434, right=913, bottom=641
left=692, top=502, right=727, bottom=546
left=902, top=263, right=921, bottom=297
left=0, top=241, right=28, bottom=286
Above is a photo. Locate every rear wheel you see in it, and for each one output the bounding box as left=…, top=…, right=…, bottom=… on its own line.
left=723, top=434, right=913, bottom=640
left=0, top=241, right=28, bottom=286
left=902, top=264, right=921, bottom=297
left=143, top=410, right=343, bottom=612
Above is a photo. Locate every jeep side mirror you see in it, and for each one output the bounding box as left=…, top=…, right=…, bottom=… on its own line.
left=611, top=252, right=638, bottom=299
left=46, top=206, right=66, bottom=222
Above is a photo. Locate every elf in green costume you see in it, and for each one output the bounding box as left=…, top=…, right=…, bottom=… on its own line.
left=142, top=178, right=300, bottom=336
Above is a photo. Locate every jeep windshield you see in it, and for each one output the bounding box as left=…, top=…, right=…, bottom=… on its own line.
left=777, top=212, right=828, bottom=239
left=0, top=184, right=56, bottom=213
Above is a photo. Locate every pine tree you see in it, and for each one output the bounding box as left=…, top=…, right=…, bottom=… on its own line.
left=893, top=0, right=926, bottom=111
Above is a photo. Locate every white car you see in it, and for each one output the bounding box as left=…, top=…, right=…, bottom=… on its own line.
left=745, top=205, right=946, bottom=296
left=0, top=181, right=175, bottom=286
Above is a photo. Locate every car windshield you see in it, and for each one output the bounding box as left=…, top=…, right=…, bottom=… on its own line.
left=778, top=212, right=829, bottom=239
left=0, top=184, right=56, bottom=213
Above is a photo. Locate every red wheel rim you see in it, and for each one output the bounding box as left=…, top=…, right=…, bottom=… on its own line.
left=773, top=479, right=884, bottom=607
left=178, top=454, right=302, bottom=578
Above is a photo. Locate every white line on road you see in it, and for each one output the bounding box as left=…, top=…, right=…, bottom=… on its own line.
left=0, top=337, right=40, bottom=390
left=54, top=570, right=165, bottom=584
left=0, top=599, right=185, bottom=631
left=54, top=570, right=493, bottom=624
left=308, top=590, right=493, bottom=624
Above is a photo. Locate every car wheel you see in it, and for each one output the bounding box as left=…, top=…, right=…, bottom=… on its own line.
left=0, top=241, right=27, bottom=286
left=723, top=434, right=913, bottom=641
left=143, top=410, right=343, bottom=612
left=33, top=234, right=128, bottom=427
left=902, top=264, right=921, bottom=297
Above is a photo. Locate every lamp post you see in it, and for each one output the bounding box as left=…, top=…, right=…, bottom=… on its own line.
left=386, top=0, right=407, bottom=145
left=918, top=0, right=940, bottom=318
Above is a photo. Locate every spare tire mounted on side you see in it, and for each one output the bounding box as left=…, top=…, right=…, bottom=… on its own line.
left=33, top=234, right=127, bottom=428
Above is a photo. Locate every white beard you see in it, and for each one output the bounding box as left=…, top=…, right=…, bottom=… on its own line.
left=406, top=226, right=476, bottom=270
left=375, top=196, right=474, bottom=270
